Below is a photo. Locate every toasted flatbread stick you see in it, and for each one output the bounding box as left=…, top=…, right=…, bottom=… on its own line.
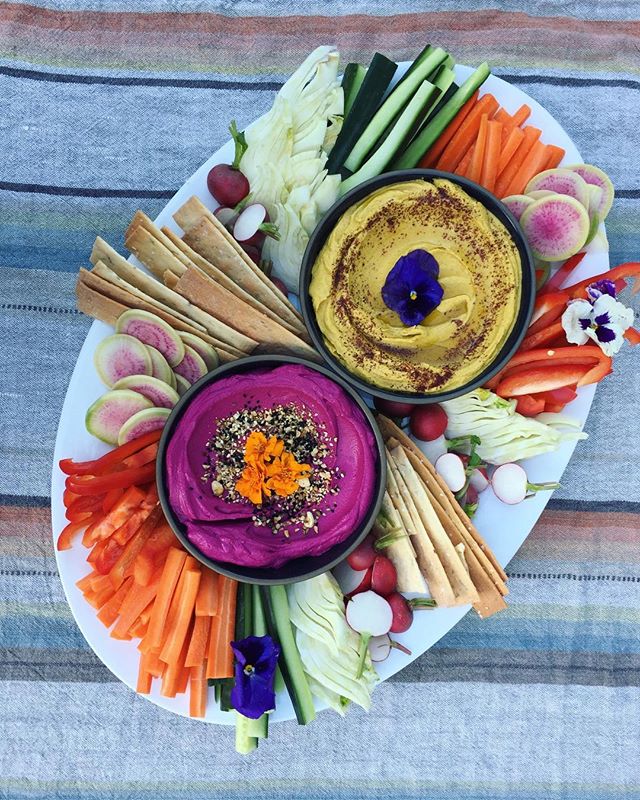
left=127, top=211, right=195, bottom=270
left=164, top=270, right=179, bottom=289
left=174, top=266, right=319, bottom=362
left=386, top=451, right=456, bottom=607
left=376, top=492, right=425, bottom=594
left=89, top=239, right=256, bottom=353
left=76, top=279, right=129, bottom=326
left=125, top=225, right=187, bottom=279
left=161, top=225, right=304, bottom=337
left=79, top=268, right=241, bottom=362
left=377, top=415, right=507, bottom=583
left=174, top=196, right=304, bottom=332
left=390, top=445, right=479, bottom=606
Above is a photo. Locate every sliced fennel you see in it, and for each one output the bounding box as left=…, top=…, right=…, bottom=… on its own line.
left=288, top=573, right=378, bottom=715
left=240, top=46, right=343, bottom=290
left=442, top=388, right=587, bottom=465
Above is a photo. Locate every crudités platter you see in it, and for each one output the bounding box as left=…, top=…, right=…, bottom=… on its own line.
left=52, top=48, right=631, bottom=742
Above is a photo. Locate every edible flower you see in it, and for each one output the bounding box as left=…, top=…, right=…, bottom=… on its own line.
left=562, top=280, right=634, bottom=356
left=381, top=248, right=444, bottom=327
left=230, top=635, right=280, bottom=720
left=244, top=431, right=284, bottom=465
left=266, top=451, right=311, bottom=498
left=235, top=461, right=269, bottom=506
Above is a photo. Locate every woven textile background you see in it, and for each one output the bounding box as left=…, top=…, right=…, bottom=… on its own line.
left=1, top=2, right=640, bottom=798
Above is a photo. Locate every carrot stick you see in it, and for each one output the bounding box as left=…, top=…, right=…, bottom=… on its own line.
left=495, top=126, right=542, bottom=197
left=132, top=550, right=156, bottom=587
left=87, top=485, right=146, bottom=544
left=436, top=94, right=500, bottom=172
left=497, top=126, right=525, bottom=176
left=143, top=547, right=187, bottom=652
left=418, top=90, right=480, bottom=168
left=185, top=614, right=211, bottom=668
left=109, top=506, right=162, bottom=589
left=504, top=138, right=549, bottom=196
left=206, top=577, right=238, bottom=680
left=97, top=577, right=134, bottom=627
left=177, top=665, right=191, bottom=695
left=480, top=119, right=503, bottom=193
left=76, top=571, right=98, bottom=593
left=145, top=649, right=164, bottom=678
left=195, top=568, right=219, bottom=617
left=89, top=573, right=113, bottom=593
left=467, top=113, right=489, bottom=184
left=189, top=662, right=208, bottom=718
left=111, top=574, right=160, bottom=640
left=456, top=144, right=474, bottom=177
left=510, top=104, right=532, bottom=128
left=161, top=620, right=192, bottom=697
left=137, top=651, right=153, bottom=694
left=159, top=568, right=201, bottom=665
left=493, top=108, right=512, bottom=126
left=543, top=144, right=565, bottom=170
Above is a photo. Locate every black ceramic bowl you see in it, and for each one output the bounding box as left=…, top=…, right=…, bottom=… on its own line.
left=156, top=355, right=386, bottom=585
left=299, top=169, right=536, bottom=404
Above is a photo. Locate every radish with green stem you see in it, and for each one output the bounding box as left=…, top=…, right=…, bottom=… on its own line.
left=469, top=467, right=490, bottom=493
left=332, top=561, right=372, bottom=596
left=369, top=633, right=413, bottom=662
left=386, top=591, right=437, bottom=633
left=409, top=404, right=448, bottom=441
left=492, top=462, right=560, bottom=505
left=345, top=591, right=393, bottom=678
left=207, top=121, right=250, bottom=206
left=370, top=555, right=397, bottom=596
left=233, top=203, right=280, bottom=246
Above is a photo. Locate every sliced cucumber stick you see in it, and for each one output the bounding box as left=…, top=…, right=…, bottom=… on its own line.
left=342, top=62, right=367, bottom=119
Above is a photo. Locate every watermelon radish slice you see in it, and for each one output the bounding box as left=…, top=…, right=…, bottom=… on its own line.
left=526, top=189, right=556, bottom=200
left=565, top=163, right=614, bottom=220
left=117, top=407, right=171, bottom=446
left=174, top=373, right=191, bottom=396
left=146, top=345, right=175, bottom=386
left=94, top=334, right=152, bottom=388
left=502, top=194, right=534, bottom=221
left=116, top=309, right=185, bottom=367
left=525, top=168, right=590, bottom=209
left=174, top=346, right=208, bottom=385
left=520, top=195, right=590, bottom=261
left=178, top=332, right=219, bottom=372
left=112, top=375, right=179, bottom=409
left=86, top=389, right=152, bottom=444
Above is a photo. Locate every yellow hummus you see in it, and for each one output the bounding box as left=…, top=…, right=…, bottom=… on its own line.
left=309, top=178, right=522, bottom=393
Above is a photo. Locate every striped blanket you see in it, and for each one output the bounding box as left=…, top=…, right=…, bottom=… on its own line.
left=1, top=2, right=640, bottom=798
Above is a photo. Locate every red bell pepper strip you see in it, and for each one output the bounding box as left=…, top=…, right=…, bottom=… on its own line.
left=57, top=512, right=102, bottom=551
left=538, top=386, right=578, bottom=404
left=515, top=395, right=546, bottom=416
left=485, top=346, right=604, bottom=390
left=564, top=262, right=640, bottom=299
left=65, top=494, right=105, bottom=521
left=66, top=462, right=156, bottom=496
left=63, top=488, right=80, bottom=508
left=86, top=485, right=147, bottom=543
left=539, top=252, right=586, bottom=295
left=497, top=363, right=591, bottom=397
left=109, top=506, right=163, bottom=589
left=544, top=401, right=567, bottom=413
left=577, top=355, right=612, bottom=386
left=531, top=291, right=570, bottom=325
left=526, top=305, right=566, bottom=337
left=123, top=443, right=159, bottom=469
left=95, top=537, right=126, bottom=575
left=520, top=322, right=565, bottom=351
left=58, top=430, right=162, bottom=476
left=624, top=327, right=640, bottom=345
left=102, top=487, right=125, bottom=514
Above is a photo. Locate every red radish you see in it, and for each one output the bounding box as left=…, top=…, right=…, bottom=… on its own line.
left=241, top=243, right=261, bottom=264
left=373, top=397, right=415, bottom=418
left=435, top=452, right=466, bottom=492
left=386, top=592, right=437, bottom=633
left=333, top=561, right=371, bottom=596
left=368, top=633, right=413, bottom=662
left=270, top=276, right=289, bottom=296
left=469, top=467, right=490, bottom=493
left=233, top=203, right=279, bottom=246
left=370, top=555, right=397, bottom=596
left=345, top=591, right=393, bottom=677
left=347, top=534, right=377, bottom=571
left=214, top=206, right=238, bottom=230
left=206, top=120, right=250, bottom=206
left=409, top=404, right=448, bottom=441
left=491, top=462, right=560, bottom=505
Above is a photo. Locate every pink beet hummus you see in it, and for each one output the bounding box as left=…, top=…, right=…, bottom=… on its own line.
left=165, top=364, right=377, bottom=569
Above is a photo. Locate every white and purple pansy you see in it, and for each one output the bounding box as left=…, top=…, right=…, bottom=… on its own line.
left=562, top=280, right=634, bottom=356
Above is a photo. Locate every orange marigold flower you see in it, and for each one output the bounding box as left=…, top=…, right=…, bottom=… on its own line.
left=235, top=462, right=270, bottom=506
left=265, top=452, right=311, bottom=498
left=244, top=431, right=285, bottom=465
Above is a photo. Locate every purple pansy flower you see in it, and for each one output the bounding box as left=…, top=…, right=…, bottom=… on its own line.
left=381, top=249, right=444, bottom=326
left=562, top=282, right=634, bottom=357
left=586, top=279, right=617, bottom=302
left=230, top=635, right=280, bottom=719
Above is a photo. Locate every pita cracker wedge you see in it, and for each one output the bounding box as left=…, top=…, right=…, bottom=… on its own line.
left=174, top=196, right=305, bottom=332
left=125, top=225, right=187, bottom=280
left=385, top=451, right=456, bottom=607
left=377, top=414, right=508, bottom=584
left=88, top=240, right=256, bottom=353
left=161, top=225, right=304, bottom=336
left=164, top=270, right=179, bottom=289
left=127, top=211, right=196, bottom=269
left=78, top=268, right=241, bottom=363
left=174, top=266, right=321, bottom=363
left=390, top=445, right=479, bottom=606
left=76, top=279, right=129, bottom=326
left=376, top=492, right=425, bottom=594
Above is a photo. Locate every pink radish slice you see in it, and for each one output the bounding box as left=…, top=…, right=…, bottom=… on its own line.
left=214, top=206, right=238, bottom=229
left=491, top=462, right=528, bottom=504
left=370, top=555, right=397, bottom=596
left=116, top=309, right=185, bottom=367
left=174, top=373, right=191, bottom=397
left=117, top=407, right=171, bottom=446
left=469, top=467, right=490, bottom=493
left=435, top=452, right=466, bottom=492
left=346, top=591, right=393, bottom=637
left=369, top=634, right=392, bottom=662
left=146, top=345, right=175, bottom=386
left=112, top=375, right=179, bottom=409
left=332, top=560, right=371, bottom=596
left=85, top=389, right=152, bottom=445
left=346, top=534, right=377, bottom=571
left=173, top=346, right=208, bottom=385
left=520, top=195, right=590, bottom=261
left=94, top=334, right=152, bottom=388
left=409, top=404, right=448, bottom=441
left=525, top=168, right=590, bottom=208
left=207, top=164, right=250, bottom=207
left=502, top=194, right=535, bottom=221
left=565, top=163, right=614, bottom=219
left=178, top=333, right=219, bottom=372
left=234, top=203, right=271, bottom=244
